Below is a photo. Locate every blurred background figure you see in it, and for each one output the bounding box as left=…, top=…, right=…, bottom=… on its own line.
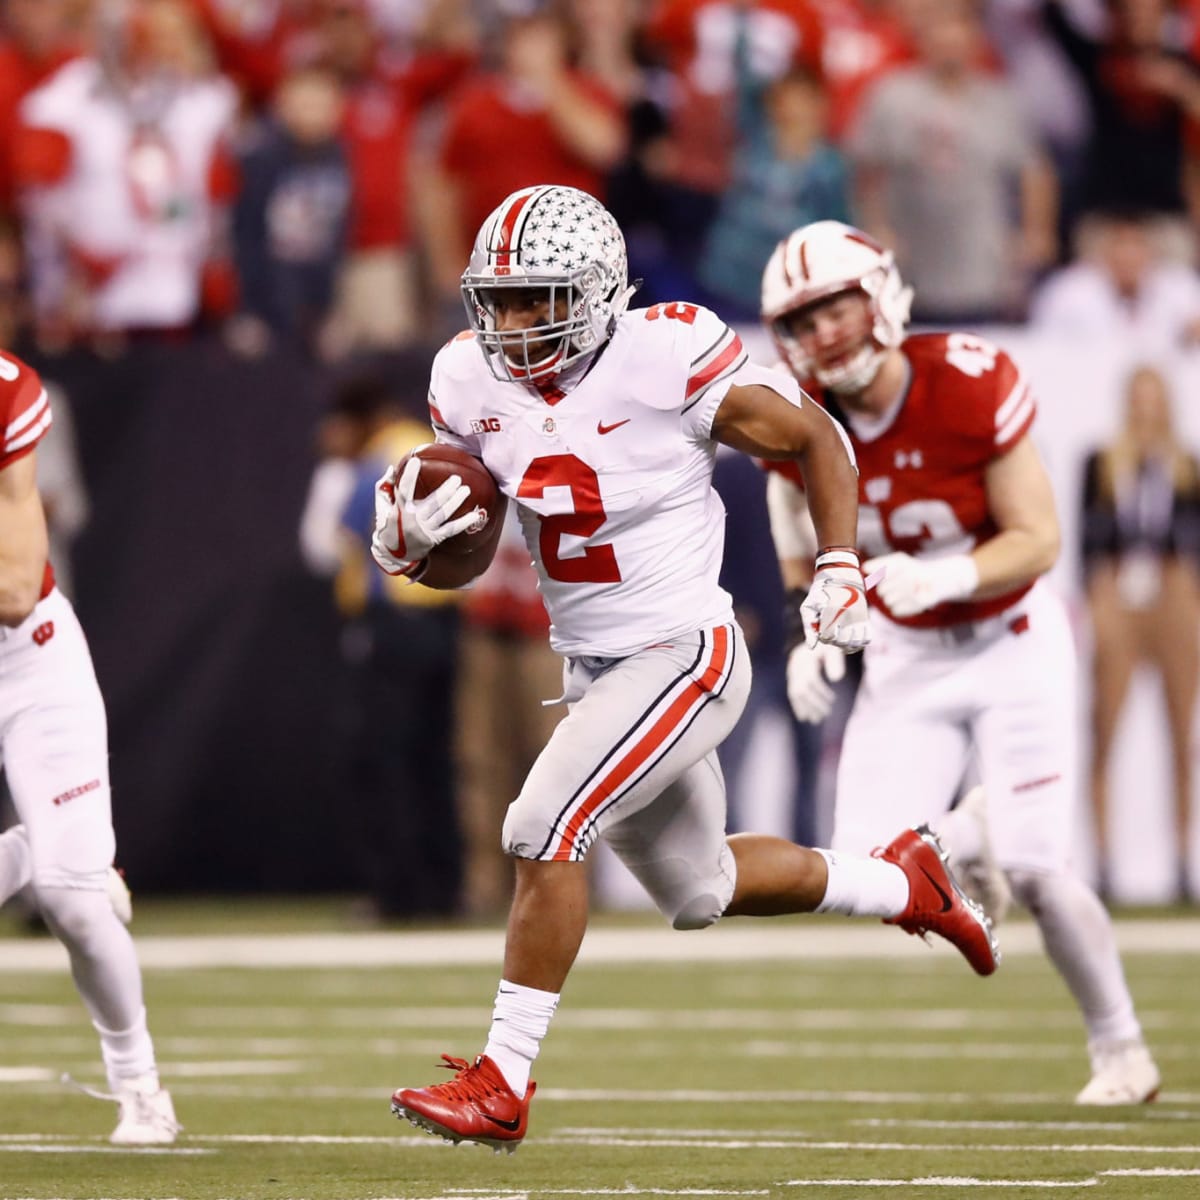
left=697, top=55, right=850, bottom=321
left=314, top=0, right=477, bottom=355
left=0, top=0, right=81, bottom=228
left=1030, top=208, right=1200, bottom=354
left=1040, top=0, right=1200, bottom=234
left=300, top=366, right=463, bottom=921
left=13, top=0, right=239, bottom=351
left=643, top=0, right=830, bottom=300
left=850, top=0, right=1058, bottom=324
left=640, top=0, right=826, bottom=303
left=229, top=63, right=351, bottom=358
left=1080, top=364, right=1200, bottom=903
left=415, top=6, right=625, bottom=333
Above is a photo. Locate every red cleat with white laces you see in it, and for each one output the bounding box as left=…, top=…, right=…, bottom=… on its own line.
left=391, top=1053, right=534, bottom=1152
left=874, top=824, right=1000, bottom=976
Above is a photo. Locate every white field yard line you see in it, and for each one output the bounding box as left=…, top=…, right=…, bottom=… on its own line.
left=3, top=1132, right=1197, bottom=1156
left=38, top=1082, right=1200, bottom=1105
left=1, top=920, right=1199, bottom=972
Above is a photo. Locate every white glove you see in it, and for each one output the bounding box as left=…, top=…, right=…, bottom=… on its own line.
left=863, top=551, right=979, bottom=618
left=370, top=456, right=480, bottom=577
left=786, top=640, right=847, bottom=723
left=800, top=547, right=871, bottom=651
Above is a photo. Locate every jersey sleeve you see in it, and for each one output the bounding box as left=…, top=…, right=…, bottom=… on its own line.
left=427, top=338, right=483, bottom=457
left=0, top=351, right=52, bottom=469
left=676, top=305, right=752, bottom=439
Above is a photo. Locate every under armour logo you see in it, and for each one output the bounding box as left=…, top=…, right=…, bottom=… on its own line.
left=32, top=622, right=54, bottom=646
left=894, top=450, right=923, bottom=469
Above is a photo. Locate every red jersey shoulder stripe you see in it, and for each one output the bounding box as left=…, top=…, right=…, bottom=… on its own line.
left=3, top=386, right=52, bottom=459
left=685, top=330, right=746, bottom=406
left=995, top=374, right=1035, bottom=449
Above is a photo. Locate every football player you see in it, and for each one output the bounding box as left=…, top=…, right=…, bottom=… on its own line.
left=374, top=184, right=1000, bottom=1152
left=759, top=219, right=1160, bottom=1105
left=0, top=350, right=177, bottom=1143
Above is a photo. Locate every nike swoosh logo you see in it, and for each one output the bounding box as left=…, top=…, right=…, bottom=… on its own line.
left=481, top=1112, right=522, bottom=1131
left=919, top=865, right=954, bottom=913
left=597, top=418, right=631, bottom=435
left=826, top=585, right=859, bottom=627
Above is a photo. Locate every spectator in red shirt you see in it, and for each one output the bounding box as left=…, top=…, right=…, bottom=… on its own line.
left=192, top=0, right=325, bottom=109
left=316, top=0, right=477, bottom=354
left=0, top=0, right=81, bottom=219
left=415, top=9, right=626, bottom=328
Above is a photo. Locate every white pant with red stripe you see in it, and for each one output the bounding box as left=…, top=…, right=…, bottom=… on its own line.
left=503, top=622, right=750, bottom=929
left=0, top=589, right=115, bottom=890
left=832, top=580, right=1076, bottom=873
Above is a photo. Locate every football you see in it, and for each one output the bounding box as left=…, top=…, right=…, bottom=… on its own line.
left=396, top=443, right=506, bottom=588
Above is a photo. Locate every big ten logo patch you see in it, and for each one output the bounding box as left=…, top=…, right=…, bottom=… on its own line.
left=470, top=417, right=503, bottom=434
left=32, top=622, right=54, bottom=646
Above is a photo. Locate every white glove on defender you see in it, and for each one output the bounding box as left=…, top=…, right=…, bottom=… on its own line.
left=800, top=547, right=871, bottom=651
left=786, top=640, right=847, bottom=723
left=370, top=457, right=479, bottom=577
left=863, top=551, right=979, bottom=617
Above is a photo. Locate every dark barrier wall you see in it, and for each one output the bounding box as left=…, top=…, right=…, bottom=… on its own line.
left=25, top=337, right=406, bottom=892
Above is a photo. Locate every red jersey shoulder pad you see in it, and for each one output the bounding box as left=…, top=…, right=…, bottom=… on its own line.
left=0, top=350, right=52, bottom=466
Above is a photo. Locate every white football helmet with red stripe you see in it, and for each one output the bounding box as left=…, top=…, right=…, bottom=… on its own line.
left=760, top=220, right=913, bottom=394
left=462, top=185, right=634, bottom=383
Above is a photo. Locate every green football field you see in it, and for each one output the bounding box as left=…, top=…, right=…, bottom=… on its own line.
left=1, top=900, right=1198, bottom=1200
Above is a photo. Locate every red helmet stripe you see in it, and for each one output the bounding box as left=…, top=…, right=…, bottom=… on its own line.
left=845, top=229, right=886, bottom=254
left=492, top=189, right=537, bottom=268
left=798, top=237, right=810, bottom=280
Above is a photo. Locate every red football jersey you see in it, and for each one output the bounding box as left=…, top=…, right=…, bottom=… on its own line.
left=0, top=348, right=56, bottom=599
left=767, top=332, right=1036, bottom=628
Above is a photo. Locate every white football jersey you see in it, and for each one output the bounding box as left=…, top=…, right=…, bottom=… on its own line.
left=430, top=302, right=772, bottom=656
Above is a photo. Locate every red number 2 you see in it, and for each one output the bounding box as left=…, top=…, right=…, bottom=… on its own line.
left=645, top=302, right=699, bottom=324
left=518, top=454, right=621, bottom=583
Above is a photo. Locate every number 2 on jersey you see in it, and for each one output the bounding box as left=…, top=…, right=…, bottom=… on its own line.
left=519, top=454, right=622, bottom=583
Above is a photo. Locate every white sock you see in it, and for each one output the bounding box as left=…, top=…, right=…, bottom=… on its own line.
left=1009, top=869, right=1143, bottom=1046
left=814, top=848, right=909, bottom=918
left=94, top=1006, right=159, bottom=1092
left=482, top=979, right=560, bottom=1095
left=0, top=825, right=33, bottom=903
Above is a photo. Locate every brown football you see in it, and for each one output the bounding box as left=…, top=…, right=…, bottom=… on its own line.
left=396, top=443, right=506, bottom=588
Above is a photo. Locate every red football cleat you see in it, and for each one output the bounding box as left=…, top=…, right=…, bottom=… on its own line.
left=391, top=1053, right=534, bottom=1153
left=874, top=824, right=1000, bottom=976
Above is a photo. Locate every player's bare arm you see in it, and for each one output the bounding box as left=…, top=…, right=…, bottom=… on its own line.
left=714, top=383, right=868, bottom=651
left=0, top=449, right=49, bottom=625
left=972, top=432, right=1061, bottom=598
left=712, top=382, right=859, bottom=553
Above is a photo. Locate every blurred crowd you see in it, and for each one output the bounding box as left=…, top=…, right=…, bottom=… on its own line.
left=2, top=0, right=1200, bottom=358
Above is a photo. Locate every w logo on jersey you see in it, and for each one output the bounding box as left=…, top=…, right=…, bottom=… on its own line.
left=865, top=477, right=891, bottom=504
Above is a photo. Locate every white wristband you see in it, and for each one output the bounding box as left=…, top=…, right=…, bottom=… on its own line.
left=935, top=554, right=980, bottom=602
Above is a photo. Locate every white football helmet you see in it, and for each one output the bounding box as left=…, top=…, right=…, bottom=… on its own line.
left=462, top=185, right=636, bottom=384
left=760, top=220, right=913, bottom=394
